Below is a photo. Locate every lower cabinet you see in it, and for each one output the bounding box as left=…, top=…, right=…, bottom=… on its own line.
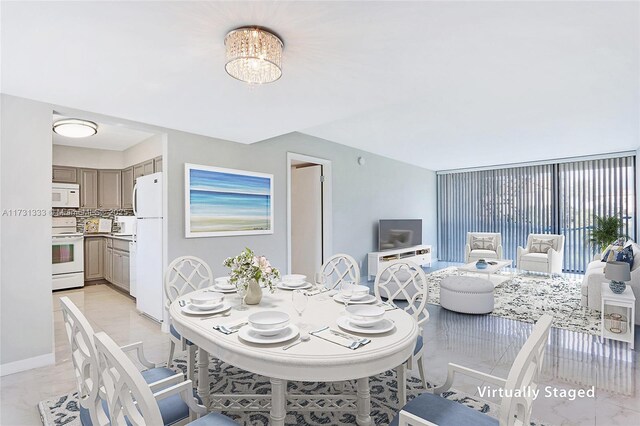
left=84, top=238, right=104, bottom=281
left=99, top=237, right=131, bottom=293
left=104, top=246, right=113, bottom=282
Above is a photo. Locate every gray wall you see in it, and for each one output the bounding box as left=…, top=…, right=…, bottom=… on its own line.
left=166, top=131, right=437, bottom=277
left=1, top=95, right=54, bottom=369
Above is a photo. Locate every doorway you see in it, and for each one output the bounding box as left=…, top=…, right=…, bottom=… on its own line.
left=287, top=153, right=332, bottom=276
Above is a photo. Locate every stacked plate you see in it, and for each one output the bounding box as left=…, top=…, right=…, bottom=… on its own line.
left=333, top=285, right=377, bottom=304
left=238, top=311, right=299, bottom=344
left=211, top=276, right=237, bottom=293
left=337, top=305, right=395, bottom=334
left=180, top=292, right=231, bottom=315
left=276, top=274, right=312, bottom=290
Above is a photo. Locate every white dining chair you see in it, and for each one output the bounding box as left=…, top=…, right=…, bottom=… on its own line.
left=392, top=315, right=553, bottom=426
left=374, top=261, right=429, bottom=390
left=59, top=297, right=179, bottom=425
left=319, top=253, right=361, bottom=289
left=93, top=330, right=238, bottom=426
left=164, top=256, right=214, bottom=380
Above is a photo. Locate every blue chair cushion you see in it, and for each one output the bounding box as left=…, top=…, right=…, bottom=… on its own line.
left=189, top=412, right=239, bottom=425
left=79, top=367, right=187, bottom=426
left=390, top=392, right=499, bottom=426
left=170, top=324, right=194, bottom=346
left=414, top=335, right=423, bottom=356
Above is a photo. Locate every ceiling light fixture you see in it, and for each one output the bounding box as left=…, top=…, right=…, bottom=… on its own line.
left=224, top=26, right=283, bottom=84
left=53, top=118, right=98, bottom=138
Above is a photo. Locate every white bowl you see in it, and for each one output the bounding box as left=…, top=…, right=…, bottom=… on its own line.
left=346, top=305, right=385, bottom=327
left=282, top=274, right=306, bottom=284
left=248, top=311, right=290, bottom=331
left=215, top=276, right=235, bottom=290
left=190, top=292, right=224, bottom=307
left=350, top=285, right=370, bottom=300
left=249, top=324, right=290, bottom=337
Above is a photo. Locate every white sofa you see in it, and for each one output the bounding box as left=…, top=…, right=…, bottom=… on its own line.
left=464, top=232, right=503, bottom=263
left=581, top=250, right=640, bottom=325
left=517, top=234, right=565, bottom=275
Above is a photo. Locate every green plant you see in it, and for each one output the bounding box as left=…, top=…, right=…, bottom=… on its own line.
left=589, top=216, right=627, bottom=250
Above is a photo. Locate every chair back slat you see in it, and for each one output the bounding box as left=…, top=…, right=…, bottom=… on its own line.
left=500, top=314, right=553, bottom=426
left=374, top=261, right=429, bottom=324
left=60, top=297, right=108, bottom=425
left=319, top=254, right=360, bottom=290
left=94, top=331, right=164, bottom=426
left=164, top=256, right=213, bottom=304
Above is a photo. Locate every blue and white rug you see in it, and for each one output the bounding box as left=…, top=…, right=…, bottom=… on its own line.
left=426, top=267, right=601, bottom=335
left=38, top=356, right=550, bottom=425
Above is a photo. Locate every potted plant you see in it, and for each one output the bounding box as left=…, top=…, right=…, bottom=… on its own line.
left=589, top=215, right=628, bottom=250
left=223, top=248, right=280, bottom=305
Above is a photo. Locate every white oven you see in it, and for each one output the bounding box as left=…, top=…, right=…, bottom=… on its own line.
left=52, top=217, right=84, bottom=290
left=52, top=183, right=80, bottom=208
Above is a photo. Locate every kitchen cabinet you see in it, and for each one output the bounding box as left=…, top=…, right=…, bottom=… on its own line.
left=79, top=169, right=98, bottom=209
left=104, top=243, right=113, bottom=282
left=111, top=248, right=130, bottom=292
left=143, top=159, right=154, bottom=175
left=98, top=170, right=122, bottom=209
left=121, top=167, right=134, bottom=209
left=84, top=237, right=104, bottom=281
left=52, top=166, right=77, bottom=183
left=153, top=156, right=163, bottom=173
left=134, top=159, right=155, bottom=182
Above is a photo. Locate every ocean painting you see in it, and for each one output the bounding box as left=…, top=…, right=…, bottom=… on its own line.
left=185, top=164, right=273, bottom=237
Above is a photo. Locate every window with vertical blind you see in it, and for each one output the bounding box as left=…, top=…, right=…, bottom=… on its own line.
left=437, top=155, right=636, bottom=273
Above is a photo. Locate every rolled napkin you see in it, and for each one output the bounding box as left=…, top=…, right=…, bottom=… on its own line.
left=304, top=287, right=330, bottom=296
left=310, top=326, right=371, bottom=350
left=213, top=321, right=248, bottom=335
left=376, top=301, right=398, bottom=311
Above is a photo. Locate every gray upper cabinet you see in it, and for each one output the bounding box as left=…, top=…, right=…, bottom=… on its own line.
left=143, top=159, right=154, bottom=176
left=52, top=166, right=77, bottom=183
left=79, top=169, right=98, bottom=209
left=121, top=167, right=134, bottom=209
left=98, top=170, right=122, bottom=209
left=133, top=163, right=145, bottom=182
left=153, top=156, right=163, bottom=173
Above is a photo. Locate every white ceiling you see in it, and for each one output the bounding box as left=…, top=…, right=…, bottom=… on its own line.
left=2, top=1, right=638, bottom=170
left=52, top=114, right=156, bottom=151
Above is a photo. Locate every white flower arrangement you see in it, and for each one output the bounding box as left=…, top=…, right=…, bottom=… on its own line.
left=223, top=248, right=280, bottom=292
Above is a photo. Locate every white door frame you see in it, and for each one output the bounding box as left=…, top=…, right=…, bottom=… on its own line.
left=286, top=152, right=333, bottom=275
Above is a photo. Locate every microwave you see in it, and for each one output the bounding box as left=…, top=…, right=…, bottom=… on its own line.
left=52, top=183, right=80, bottom=208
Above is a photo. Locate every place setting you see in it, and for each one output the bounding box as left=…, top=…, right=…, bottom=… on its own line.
left=332, top=282, right=377, bottom=305
left=336, top=305, right=395, bottom=335
left=276, top=274, right=313, bottom=290
left=178, top=291, right=232, bottom=316
left=235, top=311, right=300, bottom=344
left=207, top=276, right=238, bottom=293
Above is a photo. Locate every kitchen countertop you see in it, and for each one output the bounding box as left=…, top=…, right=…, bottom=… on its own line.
left=83, top=234, right=134, bottom=241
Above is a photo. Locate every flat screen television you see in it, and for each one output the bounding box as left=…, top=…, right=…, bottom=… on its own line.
left=378, top=219, right=422, bottom=251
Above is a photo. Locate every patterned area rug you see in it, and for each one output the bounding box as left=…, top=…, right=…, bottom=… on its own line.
left=38, top=357, right=549, bottom=426
left=427, top=267, right=601, bottom=335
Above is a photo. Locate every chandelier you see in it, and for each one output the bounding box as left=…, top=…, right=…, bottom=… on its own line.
left=224, top=27, right=283, bottom=84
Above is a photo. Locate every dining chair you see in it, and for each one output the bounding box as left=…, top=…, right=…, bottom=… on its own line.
left=164, top=256, right=214, bottom=380
left=319, top=253, right=361, bottom=289
left=93, top=330, right=238, bottom=426
left=392, top=315, right=553, bottom=426
left=374, top=261, right=429, bottom=389
left=59, top=297, right=179, bottom=425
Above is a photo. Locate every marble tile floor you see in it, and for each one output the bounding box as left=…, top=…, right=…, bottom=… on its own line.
left=1, top=279, right=638, bottom=426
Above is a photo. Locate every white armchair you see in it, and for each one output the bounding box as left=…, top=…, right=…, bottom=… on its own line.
left=464, top=232, right=503, bottom=263
left=517, top=233, right=565, bottom=275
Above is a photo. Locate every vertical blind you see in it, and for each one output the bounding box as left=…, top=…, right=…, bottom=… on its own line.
left=437, top=155, right=635, bottom=273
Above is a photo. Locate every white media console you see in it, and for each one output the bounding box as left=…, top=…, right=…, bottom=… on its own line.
left=367, top=244, right=432, bottom=280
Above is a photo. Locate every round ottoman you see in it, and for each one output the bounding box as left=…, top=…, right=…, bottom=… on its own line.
left=440, top=276, right=494, bottom=314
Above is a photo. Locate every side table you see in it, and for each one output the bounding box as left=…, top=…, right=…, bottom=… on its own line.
left=601, top=283, right=635, bottom=349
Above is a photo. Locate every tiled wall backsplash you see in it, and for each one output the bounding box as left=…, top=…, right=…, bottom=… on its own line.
left=52, top=208, right=134, bottom=233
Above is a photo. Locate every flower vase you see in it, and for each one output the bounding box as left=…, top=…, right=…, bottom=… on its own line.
left=244, top=279, right=263, bottom=305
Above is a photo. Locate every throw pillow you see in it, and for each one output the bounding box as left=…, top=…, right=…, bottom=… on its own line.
left=530, top=238, right=555, bottom=254
left=471, top=236, right=494, bottom=251
left=616, top=245, right=634, bottom=268
left=602, top=244, right=625, bottom=262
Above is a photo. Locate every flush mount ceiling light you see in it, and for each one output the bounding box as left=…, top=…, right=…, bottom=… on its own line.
left=52, top=118, right=98, bottom=138
left=224, top=26, right=283, bottom=84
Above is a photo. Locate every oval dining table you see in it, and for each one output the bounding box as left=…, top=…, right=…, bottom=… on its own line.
left=169, top=287, right=419, bottom=426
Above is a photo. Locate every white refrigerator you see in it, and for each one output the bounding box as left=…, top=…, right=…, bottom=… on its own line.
left=134, top=172, right=164, bottom=322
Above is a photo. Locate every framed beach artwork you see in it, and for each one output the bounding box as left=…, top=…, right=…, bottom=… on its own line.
left=185, top=163, right=274, bottom=238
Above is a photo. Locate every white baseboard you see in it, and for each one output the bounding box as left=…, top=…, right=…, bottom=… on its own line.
left=0, top=352, right=55, bottom=376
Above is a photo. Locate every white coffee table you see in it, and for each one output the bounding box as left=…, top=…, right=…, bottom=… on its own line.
left=458, top=259, right=514, bottom=283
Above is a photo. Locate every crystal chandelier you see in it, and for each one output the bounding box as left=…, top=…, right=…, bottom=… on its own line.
left=224, top=27, right=283, bottom=84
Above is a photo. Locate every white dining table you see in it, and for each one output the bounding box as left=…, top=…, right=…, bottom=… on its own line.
left=169, top=287, right=419, bottom=426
